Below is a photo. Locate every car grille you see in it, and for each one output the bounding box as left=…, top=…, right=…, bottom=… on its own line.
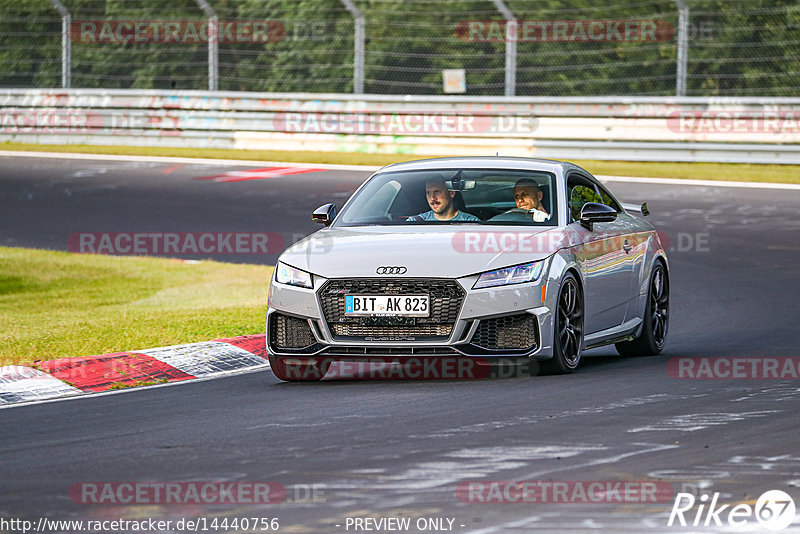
left=269, top=313, right=317, bottom=349
left=319, top=279, right=465, bottom=341
left=320, top=346, right=460, bottom=356
left=331, top=323, right=452, bottom=338
left=471, top=314, right=539, bottom=350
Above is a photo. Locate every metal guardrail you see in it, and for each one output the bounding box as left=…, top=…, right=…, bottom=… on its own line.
left=2, top=89, right=800, bottom=164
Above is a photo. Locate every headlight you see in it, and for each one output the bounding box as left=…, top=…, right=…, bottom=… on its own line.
left=275, top=262, right=313, bottom=289
left=473, top=261, right=544, bottom=289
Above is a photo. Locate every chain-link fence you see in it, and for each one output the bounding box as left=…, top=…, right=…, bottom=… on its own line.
left=1, top=0, right=799, bottom=96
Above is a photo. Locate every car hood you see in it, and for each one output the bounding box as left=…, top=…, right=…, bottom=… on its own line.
left=279, top=226, right=562, bottom=279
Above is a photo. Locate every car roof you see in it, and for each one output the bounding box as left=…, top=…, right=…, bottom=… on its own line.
left=378, top=156, right=585, bottom=175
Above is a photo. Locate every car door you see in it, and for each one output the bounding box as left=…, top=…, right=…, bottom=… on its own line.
left=591, top=177, right=649, bottom=323
left=565, top=172, right=634, bottom=335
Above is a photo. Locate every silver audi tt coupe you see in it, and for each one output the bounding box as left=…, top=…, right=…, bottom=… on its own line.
left=266, top=157, right=669, bottom=381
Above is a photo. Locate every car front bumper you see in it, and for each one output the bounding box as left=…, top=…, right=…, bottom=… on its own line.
left=266, top=272, right=557, bottom=362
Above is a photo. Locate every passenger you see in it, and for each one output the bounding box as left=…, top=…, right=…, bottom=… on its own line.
left=409, top=180, right=479, bottom=222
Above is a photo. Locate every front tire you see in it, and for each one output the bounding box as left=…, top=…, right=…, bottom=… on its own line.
left=541, top=272, right=584, bottom=375
left=615, top=261, right=669, bottom=357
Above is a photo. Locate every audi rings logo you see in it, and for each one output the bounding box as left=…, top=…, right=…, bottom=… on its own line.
left=376, top=266, right=407, bottom=275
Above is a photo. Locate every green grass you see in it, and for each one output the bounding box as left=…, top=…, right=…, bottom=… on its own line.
left=0, top=247, right=272, bottom=367
left=2, top=141, right=800, bottom=184
left=108, top=378, right=169, bottom=389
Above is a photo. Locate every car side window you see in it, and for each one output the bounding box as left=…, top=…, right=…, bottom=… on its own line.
left=595, top=183, right=623, bottom=212
left=567, top=172, right=622, bottom=222
left=569, top=185, right=602, bottom=221
left=567, top=175, right=601, bottom=222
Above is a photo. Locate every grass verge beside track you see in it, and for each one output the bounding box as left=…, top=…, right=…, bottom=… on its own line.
left=2, top=142, right=800, bottom=184
left=0, top=247, right=272, bottom=367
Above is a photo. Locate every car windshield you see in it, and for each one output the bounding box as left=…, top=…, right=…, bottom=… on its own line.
left=336, top=168, right=558, bottom=226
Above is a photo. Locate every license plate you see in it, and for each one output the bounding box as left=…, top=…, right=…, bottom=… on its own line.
left=344, top=295, right=429, bottom=317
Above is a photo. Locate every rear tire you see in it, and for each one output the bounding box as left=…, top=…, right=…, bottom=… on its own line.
left=615, top=261, right=669, bottom=357
left=540, top=272, right=584, bottom=375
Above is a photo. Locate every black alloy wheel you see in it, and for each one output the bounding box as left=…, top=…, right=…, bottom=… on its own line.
left=541, top=272, right=584, bottom=374
left=616, top=262, right=669, bottom=357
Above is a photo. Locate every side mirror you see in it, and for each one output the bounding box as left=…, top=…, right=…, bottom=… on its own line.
left=580, top=202, right=617, bottom=231
left=312, top=203, right=337, bottom=226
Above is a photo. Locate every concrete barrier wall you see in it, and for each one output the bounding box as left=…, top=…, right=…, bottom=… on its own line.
left=2, top=89, right=800, bottom=163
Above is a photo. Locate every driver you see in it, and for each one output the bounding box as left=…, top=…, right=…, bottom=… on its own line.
left=409, top=180, right=479, bottom=222
left=488, top=177, right=551, bottom=223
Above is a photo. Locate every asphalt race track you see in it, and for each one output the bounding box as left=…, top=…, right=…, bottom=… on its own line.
left=1, top=154, right=800, bottom=533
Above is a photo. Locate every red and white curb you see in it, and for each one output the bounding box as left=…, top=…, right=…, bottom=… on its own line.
left=0, top=334, right=269, bottom=406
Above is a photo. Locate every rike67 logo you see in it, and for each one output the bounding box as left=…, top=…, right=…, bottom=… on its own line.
left=668, top=490, right=796, bottom=531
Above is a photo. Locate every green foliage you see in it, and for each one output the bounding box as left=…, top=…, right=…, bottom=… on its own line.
left=1, top=0, right=798, bottom=95
left=0, top=0, right=62, bottom=87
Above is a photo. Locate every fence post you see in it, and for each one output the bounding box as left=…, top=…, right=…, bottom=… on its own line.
left=194, top=0, right=219, bottom=91
left=339, top=0, right=365, bottom=94
left=490, top=0, right=516, bottom=97
left=673, top=0, right=689, bottom=96
left=49, top=0, right=70, bottom=88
